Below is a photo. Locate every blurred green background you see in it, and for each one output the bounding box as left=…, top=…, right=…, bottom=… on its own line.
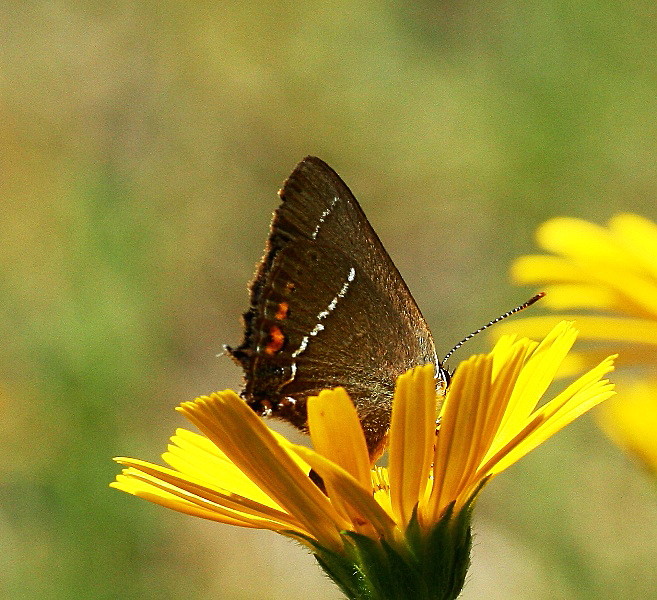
left=2, top=1, right=657, bottom=598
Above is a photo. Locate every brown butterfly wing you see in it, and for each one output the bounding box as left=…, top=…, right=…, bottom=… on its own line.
left=228, top=157, right=438, bottom=457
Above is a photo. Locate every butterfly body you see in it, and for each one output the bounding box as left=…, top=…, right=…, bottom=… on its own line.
left=227, top=157, right=445, bottom=459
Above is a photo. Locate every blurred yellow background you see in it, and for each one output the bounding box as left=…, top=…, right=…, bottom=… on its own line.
left=2, top=1, right=657, bottom=598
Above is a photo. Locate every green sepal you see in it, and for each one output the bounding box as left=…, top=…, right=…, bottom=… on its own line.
left=314, top=540, right=371, bottom=599
left=298, top=488, right=483, bottom=600
left=409, top=479, right=488, bottom=599
left=286, top=531, right=371, bottom=599
left=340, top=531, right=425, bottom=600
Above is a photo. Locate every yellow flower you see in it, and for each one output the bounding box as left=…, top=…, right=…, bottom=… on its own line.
left=112, top=322, right=614, bottom=600
left=500, top=213, right=657, bottom=474
left=501, top=214, right=657, bottom=371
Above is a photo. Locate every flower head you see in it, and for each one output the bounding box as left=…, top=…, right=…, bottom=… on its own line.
left=501, top=213, right=657, bottom=474
left=112, top=322, right=615, bottom=600
left=501, top=214, right=657, bottom=371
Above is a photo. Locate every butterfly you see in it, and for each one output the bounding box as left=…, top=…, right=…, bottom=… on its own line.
left=226, top=157, right=448, bottom=461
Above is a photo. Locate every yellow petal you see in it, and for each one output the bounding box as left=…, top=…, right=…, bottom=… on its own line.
left=537, top=284, right=619, bottom=311
left=495, top=322, right=577, bottom=441
left=112, top=466, right=304, bottom=532
left=487, top=355, right=616, bottom=474
left=494, top=315, right=657, bottom=348
left=307, top=387, right=371, bottom=489
left=536, top=217, right=636, bottom=269
left=163, top=430, right=282, bottom=509
left=424, top=354, right=493, bottom=522
left=598, top=378, right=657, bottom=474
left=512, top=255, right=591, bottom=285
left=371, top=467, right=393, bottom=518
left=472, top=412, right=545, bottom=483
left=559, top=348, right=657, bottom=376
left=306, top=387, right=374, bottom=529
left=490, top=333, right=536, bottom=381
left=388, top=364, right=438, bottom=527
left=288, top=443, right=398, bottom=541
left=609, top=213, right=657, bottom=281
left=112, top=474, right=273, bottom=528
left=177, top=390, right=348, bottom=551
left=516, top=216, right=657, bottom=318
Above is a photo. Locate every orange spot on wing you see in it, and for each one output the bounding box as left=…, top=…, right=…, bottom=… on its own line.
left=275, top=302, right=289, bottom=320
left=265, top=325, right=285, bottom=354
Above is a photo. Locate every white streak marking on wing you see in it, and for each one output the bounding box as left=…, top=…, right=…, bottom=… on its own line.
left=311, top=196, right=339, bottom=239
left=290, top=266, right=356, bottom=359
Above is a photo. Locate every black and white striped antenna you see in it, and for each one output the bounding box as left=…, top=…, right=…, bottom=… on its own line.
left=442, top=292, right=545, bottom=365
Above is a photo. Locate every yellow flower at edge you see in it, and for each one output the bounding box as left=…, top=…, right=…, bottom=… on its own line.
left=112, top=322, right=615, bottom=600
left=598, top=379, right=657, bottom=475
left=500, top=213, right=657, bottom=370
left=497, top=213, right=657, bottom=477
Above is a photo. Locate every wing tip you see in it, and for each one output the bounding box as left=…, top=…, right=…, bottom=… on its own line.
left=278, top=156, right=334, bottom=199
